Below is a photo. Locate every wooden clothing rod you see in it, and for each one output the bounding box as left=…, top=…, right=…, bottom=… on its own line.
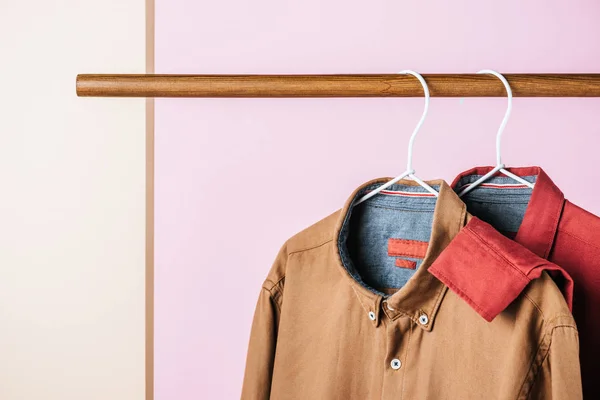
left=75, top=73, right=600, bottom=98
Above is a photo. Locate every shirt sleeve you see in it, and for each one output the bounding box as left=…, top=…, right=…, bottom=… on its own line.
left=526, top=325, right=582, bottom=400
left=241, top=284, right=282, bottom=400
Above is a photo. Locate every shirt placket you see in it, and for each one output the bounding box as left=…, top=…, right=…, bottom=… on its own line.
left=380, top=301, right=413, bottom=399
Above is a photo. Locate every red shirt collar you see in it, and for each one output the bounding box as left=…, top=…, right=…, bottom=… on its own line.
left=451, top=166, right=565, bottom=259
left=429, top=216, right=574, bottom=322
left=440, top=167, right=572, bottom=321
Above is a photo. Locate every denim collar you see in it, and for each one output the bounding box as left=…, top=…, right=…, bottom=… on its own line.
left=451, top=166, right=565, bottom=259
left=332, top=178, right=467, bottom=332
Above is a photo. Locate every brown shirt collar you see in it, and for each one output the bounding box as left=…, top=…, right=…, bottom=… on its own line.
left=331, top=175, right=573, bottom=326
left=331, top=178, right=467, bottom=331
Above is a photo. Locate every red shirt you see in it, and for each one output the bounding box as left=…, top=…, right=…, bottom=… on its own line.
left=451, top=166, right=600, bottom=399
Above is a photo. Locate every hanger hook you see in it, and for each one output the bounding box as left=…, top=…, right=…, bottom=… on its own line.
left=399, top=70, right=430, bottom=172
left=477, top=70, right=512, bottom=166
left=354, top=70, right=438, bottom=205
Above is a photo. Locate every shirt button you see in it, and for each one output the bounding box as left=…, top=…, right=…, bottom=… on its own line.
left=368, top=311, right=376, bottom=321
left=418, top=313, right=429, bottom=325
left=390, top=358, right=402, bottom=370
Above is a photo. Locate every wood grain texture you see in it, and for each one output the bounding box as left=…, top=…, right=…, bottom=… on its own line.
left=76, top=74, right=600, bottom=97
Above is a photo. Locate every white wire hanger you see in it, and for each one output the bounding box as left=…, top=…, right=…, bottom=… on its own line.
left=355, top=70, right=439, bottom=205
left=458, top=70, right=535, bottom=197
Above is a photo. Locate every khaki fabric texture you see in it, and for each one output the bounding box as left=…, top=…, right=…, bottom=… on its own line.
left=241, top=179, right=581, bottom=400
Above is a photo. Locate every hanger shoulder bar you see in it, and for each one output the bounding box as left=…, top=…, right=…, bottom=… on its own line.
left=76, top=73, right=600, bottom=98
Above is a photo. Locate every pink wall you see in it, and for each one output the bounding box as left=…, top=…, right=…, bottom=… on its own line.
left=155, top=1, right=600, bottom=398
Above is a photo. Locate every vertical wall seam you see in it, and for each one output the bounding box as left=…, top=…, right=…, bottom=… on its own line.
left=145, top=0, right=155, bottom=398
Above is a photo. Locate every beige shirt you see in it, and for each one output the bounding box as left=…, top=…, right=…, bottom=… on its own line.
left=241, top=179, right=581, bottom=400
